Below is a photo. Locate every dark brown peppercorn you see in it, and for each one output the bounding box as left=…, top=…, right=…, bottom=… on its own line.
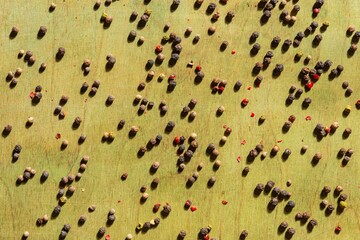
left=121, top=173, right=128, bottom=180
left=265, top=180, right=275, bottom=193
left=285, top=228, right=295, bottom=238
left=321, top=186, right=331, bottom=197
left=254, top=183, right=264, bottom=194
left=56, top=47, right=65, bottom=60
left=242, top=166, right=250, bottom=176
left=278, top=221, right=288, bottom=233
left=240, top=230, right=248, bottom=239
left=272, top=36, right=281, bottom=48
left=49, top=3, right=56, bottom=12
left=10, top=26, right=19, bottom=38
left=326, top=204, right=335, bottom=215
left=38, top=26, right=47, bottom=38
left=28, top=56, right=36, bottom=65
left=80, top=82, right=89, bottom=93
left=60, top=95, right=69, bottom=105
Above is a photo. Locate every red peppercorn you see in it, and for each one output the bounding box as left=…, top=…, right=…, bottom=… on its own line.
left=155, top=45, right=163, bottom=53
left=242, top=98, right=249, bottom=106
left=306, top=81, right=314, bottom=89
left=312, top=74, right=320, bottom=81
left=313, top=8, right=320, bottom=14
left=153, top=203, right=161, bottom=213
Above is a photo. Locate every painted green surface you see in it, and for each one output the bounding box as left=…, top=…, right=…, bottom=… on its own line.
left=0, top=0, right=359, bottom=239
